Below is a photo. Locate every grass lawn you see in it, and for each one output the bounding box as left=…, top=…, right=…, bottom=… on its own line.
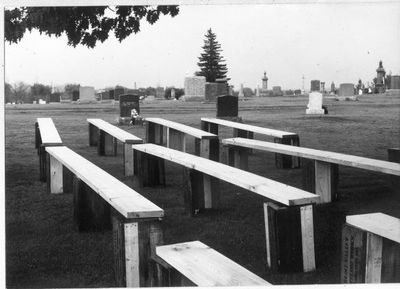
left=5, top=93, right=400, bottom=287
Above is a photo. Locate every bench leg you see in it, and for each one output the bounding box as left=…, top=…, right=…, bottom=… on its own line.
left=274, top=136, right=301, bottom=169
left=231, top=147, right=249, bottom=170
left=388, top=148, right=400, bottom=192
left=89, top=123, right=99, bottom=146
left=146, top=122, right=163, bottom=144
left=113, top=215, right=163, bottom=287
left=104, top=133, right=117, bottom=156
left=98, top=130, right=105, bottom=155
left=124, top=143, right=135, bottom=177
left=63, top=167, right=74, bottom=194
left=136, top=152, right=165, bottom=187
left=365, top=232, right=383, bottom=283
left=154, top=124, right=164, bottom=145
left=49, top=154, right=63, bottom=194
left=73, top=175, right=111, bottom=231
left=39, top=146, right=47, bottom=181
left=167, top=128, right=186, bottom=152
left=340, top=224, right=367, bottom=283
left=302, top=159, right=338, bottom=203
left=264, top=202, right=316, bottom=273
left=315, top=160, right=338, bottom=204
left=199, top=139, right=220, bottom=209
left=35, top=122, right=40, bottom=151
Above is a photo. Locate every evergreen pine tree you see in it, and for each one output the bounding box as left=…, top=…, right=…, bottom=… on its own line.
left=195, top=28, right=228, bottom=82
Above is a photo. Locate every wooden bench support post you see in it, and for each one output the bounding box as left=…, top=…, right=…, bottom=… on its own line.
left=104, top=133, right=117, bottom=156
left=341, top=222, right=400, bottom=283
left=112, top=215, right=163, bottom=287
left=199, top=139, right=220, bottom=209
left=264, top=202, right=316, bottom=273
left=136, top=152, right=165, bottom=187
left=63, top=167, right=74, bottom=194
left=124, top=143, right=135, bottom=177
left=302, top=159, right=338, bottom=203
left=73, top=175, right=111, bottom=231
left=167, top=128, right=186, bottom=152
left=35, top=122, right=40, bottom=151
left=388, top=148, right=400, bottom=192
left=89, top=123, right=99, bottom=146
left=231, top=147, right=249, bottom=170
left=154, top=124, right=164, bottom=145
left=146, top=122, right=156, bottom=144
left=274, top=136, right=301, bottom=169
left=183, top=168, right=204, bottom=215
left=48, top=154, right=63, bottom=194
left=39, top=146, right=47, bottom=182
left=98, top=130, right=105, bottom=155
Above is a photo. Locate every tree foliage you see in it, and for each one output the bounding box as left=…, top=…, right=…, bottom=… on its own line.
left=31, top=83, right=52, bottom=100
left=195, top=28, right=228, bottom=82
left=5, top=6, right=179, bottom=48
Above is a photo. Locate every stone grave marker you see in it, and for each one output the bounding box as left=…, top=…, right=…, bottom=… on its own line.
left=310, top=80, right=321, bottom=92
left=183, top=76, right=206, bottom=101
left=79, top=86, right=95, bottom=102
left=205, top=82, right=228, bottom=102
left=306, top=92, right=325, bottom=114
left=114, top=87, right=126, bottom=101
left=217, top=95, right=238, bottom=119
left=119, top=94, right=140, bottom=124
left=339, top=83, right=354, bottom=96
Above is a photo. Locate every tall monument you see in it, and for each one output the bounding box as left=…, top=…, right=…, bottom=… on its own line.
left=259, top=72, right=269, bottom=97
left=375, top=60, right=386, bottom=93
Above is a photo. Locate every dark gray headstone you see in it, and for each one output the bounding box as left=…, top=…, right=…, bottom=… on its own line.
left=119, top=94, right=140, bottom=117
left=310, top=80, right=320, bottom=92
left=217, top=95, right=238, bottom=118
left=114, top=87, right=125, bottom=101
left=72, top=90, right=79, bottom=101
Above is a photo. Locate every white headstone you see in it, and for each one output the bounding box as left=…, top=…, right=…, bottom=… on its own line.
left=238, top=84, right=244, bottom=97
left=79, top=86, right=96, bottom=102
left=183, top=76, right=206, bottom=100
left=306, top=92, right=324, bottom=114
left=38, top=99, right=46, bottom=104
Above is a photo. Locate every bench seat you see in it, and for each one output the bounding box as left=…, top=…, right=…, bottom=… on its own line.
left=87, top=118, right=142, bottom=144
left=132, top=143, right=319, bottom=273
left=223, top=137, right=400, bottom=203
left=341, top=213, right=400, bottom=283
left=201, top=117, right=300, bottom=169
left=45, top=146, right=164, bottom=287
left=35, top=118, right=63, bottom=181
left=201, top=117, right=297, bottom=138
left=132, top=143, right=319, bottom=206
left=156, top=241, right=271, bottom=286
left=87, top=118, right=143, bottom=176
left=46, top=146, right=162, bottom=219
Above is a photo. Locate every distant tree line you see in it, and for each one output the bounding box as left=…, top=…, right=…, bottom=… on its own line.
left=5, top=82, right=53, bottom=103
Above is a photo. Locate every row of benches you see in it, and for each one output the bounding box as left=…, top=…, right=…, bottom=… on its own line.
left=35, top=117, right=400, bottom=285
left=35, top=118, right=271, bottom=286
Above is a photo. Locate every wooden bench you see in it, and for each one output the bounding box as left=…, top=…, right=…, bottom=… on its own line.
left=201, top=117, right=300, bottom=169
left=87, top=118, right=143, bottom=176
left=45, top=146, right=164, bottom=287
left=340, top=213, right=400, bottom=283
left=155, top=241, right=271, bottom=286
left=132, top=143, right=320, bottom=273
left=35, top=118, right=63, bottom=181
left=223, top=138, right=400, bottom=203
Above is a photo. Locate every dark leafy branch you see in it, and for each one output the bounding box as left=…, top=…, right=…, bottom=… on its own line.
left=5, top=6, right=179, bottom=48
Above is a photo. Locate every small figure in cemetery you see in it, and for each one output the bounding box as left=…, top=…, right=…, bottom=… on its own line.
left=130, top=109, right=140, bottom=125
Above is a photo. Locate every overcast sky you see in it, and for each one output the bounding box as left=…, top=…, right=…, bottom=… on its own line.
left=4, top=2, right=400, bottom=91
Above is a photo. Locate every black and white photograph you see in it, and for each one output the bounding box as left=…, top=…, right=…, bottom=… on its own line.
left=2, top=0, right=400, bottom=287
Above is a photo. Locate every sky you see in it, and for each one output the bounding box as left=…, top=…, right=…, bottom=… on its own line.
left=4, top=2, right=400, bottom=91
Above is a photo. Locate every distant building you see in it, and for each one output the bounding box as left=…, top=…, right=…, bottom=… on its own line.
left=259, top=72, right=269, bottom=97
left=375, top=60, right=386, bottom=93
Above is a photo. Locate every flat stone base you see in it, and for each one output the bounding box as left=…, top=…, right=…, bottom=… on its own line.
left=306, top=108, right=325, bottom=115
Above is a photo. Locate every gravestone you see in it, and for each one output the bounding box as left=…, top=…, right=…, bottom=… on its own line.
left=238, top=84, right=244, bottom=98
left=390, top=75, right=400, bottom=89
left=216, top=95, right=238, bottom=119
left=306, top=92, right=325, bottom=114
left=79, top=86, right=95, bottom=102
left=118, top=94, right=140, bottom=125
left=171, top=88, right=176, bottom=99
left=114, top=87, right=125, bottom=101
left=72, top=90, right=79, bottom=101
left=155, top=87, right=165, bottom=99
left=310, top=80, right=321, bottom=92
left=339, top=83, right=354, bottom=96
left=205, top=82, right=228, bottom=102
left=38, top=99, right=46, bottom=104
left=183, top=76, right=206, bottom=101
left=49, top=93, right=60, bottom=103
left=272, top=86, right=283, bottom=96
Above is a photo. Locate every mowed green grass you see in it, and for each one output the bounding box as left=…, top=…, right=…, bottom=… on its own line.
left=5, top=94, right=400, bottom=287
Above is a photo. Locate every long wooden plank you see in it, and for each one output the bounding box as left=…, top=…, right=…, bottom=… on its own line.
left=87, top=118, right=142, bottom=144
left=346, top=213, right=400, bottom=244
left=156, top=241, right=270, bottom=286
left=201, top=117, right=297, bottom=138
left=223, top=138, right=400, bottom=176
left=144, top=117, right=217, bottom=140
left=45, top=146, right=163, bottom=219
left=37, top=118, right=62, bottom=145
left=132, top=143, right=319, bottom=206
